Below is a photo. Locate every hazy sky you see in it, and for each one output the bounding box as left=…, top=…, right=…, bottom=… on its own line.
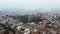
left=0, top=0, right=60, bottom=10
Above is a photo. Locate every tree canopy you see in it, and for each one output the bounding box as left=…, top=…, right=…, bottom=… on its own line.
left=10, top=15, right=44, bottom=23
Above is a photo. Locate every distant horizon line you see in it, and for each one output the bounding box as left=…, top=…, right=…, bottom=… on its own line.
left=0, top=8, right=60, bottom=10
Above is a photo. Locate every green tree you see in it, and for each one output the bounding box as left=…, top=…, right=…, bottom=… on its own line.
left=0, top=22, right=16, bottom=34
left=30, top=17, right=43, bottom=23
left=18, top=15, right=28, bottom=23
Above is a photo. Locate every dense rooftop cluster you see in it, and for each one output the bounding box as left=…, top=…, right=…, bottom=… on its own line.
left=0, top=13, right=60, bottom=34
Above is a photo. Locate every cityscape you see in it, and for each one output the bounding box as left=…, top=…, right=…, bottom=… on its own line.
left=0, top=9, right=60, bottom=34
left=0, top=0, right=60, bottom=34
